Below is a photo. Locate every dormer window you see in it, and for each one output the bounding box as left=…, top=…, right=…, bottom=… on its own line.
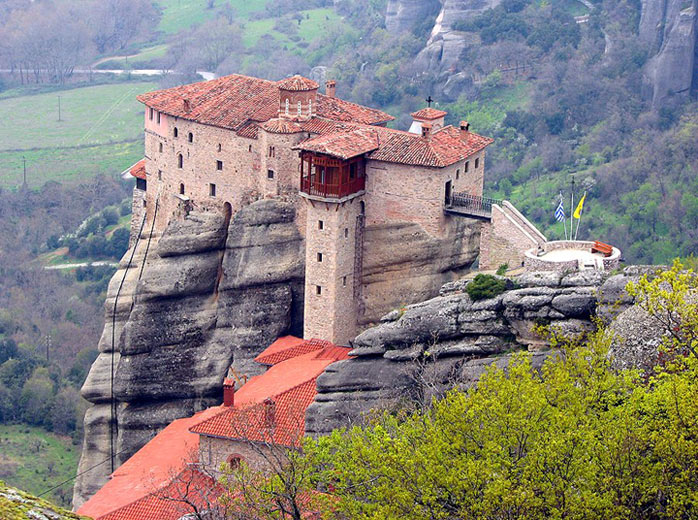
left=285, top=99, right=290, bottom=115
left=297, top=101, right=302, bottom=116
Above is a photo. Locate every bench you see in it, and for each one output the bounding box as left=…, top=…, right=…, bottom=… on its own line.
left=591, top=240, right=613, bottom=257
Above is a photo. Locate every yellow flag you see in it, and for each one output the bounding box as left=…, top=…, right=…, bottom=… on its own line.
left=573, top=193, right=586, bottom=219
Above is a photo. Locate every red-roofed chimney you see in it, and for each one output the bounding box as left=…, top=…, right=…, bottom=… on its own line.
left=460, top=120, right=470, bottom=133
left=183, top=98, right=191, bottom=112
left=326, top=80, right=336, bottom=98
left=421, top=122, right=433, bottom=139
left=223, top=378, right=235, bottom=407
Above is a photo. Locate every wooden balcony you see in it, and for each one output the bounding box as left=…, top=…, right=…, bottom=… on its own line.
left=299, top=151, right=366, bottom=200
left=445, top=192, right=500, bottom=220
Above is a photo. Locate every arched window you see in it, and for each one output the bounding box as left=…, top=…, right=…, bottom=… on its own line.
left=158, top=142, right=163, bottom=153
left=226, top=454, right=243, bottom=470
left=179, top=183, right=185, bottom=195
left=188, top=132, right=193, bottom=143
left=297, top=101, right=302, bottom=116
left=174, top=127, right=178, bottom=138
left=177, top=153, right=183, bottom=168
left=475, top=157, right=480, bottom=168
left=285, top=99, right=290, bottom=115
left=217, top=143, right=222, bottom=152
left=308, top=99, right=312, bottom=116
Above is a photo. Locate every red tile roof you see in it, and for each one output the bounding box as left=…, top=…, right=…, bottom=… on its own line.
left=129, top=159, right=146, bottom=180
left=190, top=378, right=317, bottom=446
left=137, top=74, right=393, bottom=131
left=411, top=107, right=448, bottom=120
left=261, top=118, right=304, bottom=134
left=278, top=75, right=319, bottom=91
left=296, top=127, right=380, bottom=160
left=77, top=405, right=225, bottom=520
left=255, top=336, right=325, bottom=366
left=99, top=468, right=222, bottom=520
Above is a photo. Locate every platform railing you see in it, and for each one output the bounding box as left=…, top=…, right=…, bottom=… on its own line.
left=300, top=175, right=365, bottom=199
left=446, top=192, right=501, bottom=218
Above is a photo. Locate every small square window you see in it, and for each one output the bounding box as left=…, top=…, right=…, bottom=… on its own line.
left=344, top=228, right=349, bottom=238
left=318, top=220, right=324, bottom=230
left=475, top=157, right=480, bottom=168
left=342, top=276, right=347, bottom=287
left=267, top=169, right=275, bottom=179
left=465, top=161, right=469, bottom=172
left=209, top=183, right=216, bottom=197
left=216, top=160, right=223, bottom=171
left=149, top=108, right=153, bottom=120
left=156, top=112, right=161, bottom=124
left=316, top=285, right=322, bottom=295
left=317, top=252, right=323, bottom=262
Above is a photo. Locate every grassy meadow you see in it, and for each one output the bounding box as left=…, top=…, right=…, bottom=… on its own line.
left=0, top=81, right=154, bottom=189
left=0, top=425, right=81, bottom=507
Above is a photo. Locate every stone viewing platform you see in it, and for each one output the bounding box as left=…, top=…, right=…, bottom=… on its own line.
left=524, top=240, right=621, bottom=272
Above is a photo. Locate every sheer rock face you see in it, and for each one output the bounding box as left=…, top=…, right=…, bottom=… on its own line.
left=73, top=200, right=305, bottom=509
left=385, top=0, right=440, bottom=32
left=641, top=0, right=697, bottom=108
left=305, top=268, right=647, bottom=437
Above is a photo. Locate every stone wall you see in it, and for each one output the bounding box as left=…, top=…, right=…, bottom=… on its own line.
left=129, top=186, right=146, bottom=247
left=479, top=201, right=546, bottom=271
left=306, top=267, right=647, bottom=436
left=199, top=435, right=271, bottom=479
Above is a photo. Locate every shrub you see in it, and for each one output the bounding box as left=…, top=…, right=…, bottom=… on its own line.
left=496, top=263, right=509, bottom=276
left=466, top=274, right=508, bottom=301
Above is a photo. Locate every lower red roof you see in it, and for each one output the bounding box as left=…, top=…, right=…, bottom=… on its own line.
left=129, top=159, right=146, bottom=180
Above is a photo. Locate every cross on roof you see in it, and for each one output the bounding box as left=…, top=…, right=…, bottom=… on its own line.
left=426, top=95, right=434, bottom=107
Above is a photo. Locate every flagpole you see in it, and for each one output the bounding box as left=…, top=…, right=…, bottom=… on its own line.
left=569, top=176, right=574, bottom=243
left=574, top=191, right=586, bottom=240
left=561, top=192, right=567, bottom=240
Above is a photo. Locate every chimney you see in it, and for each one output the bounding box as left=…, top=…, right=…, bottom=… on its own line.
left=183, top=98, right=191, bottom=112
left=421, top=122, right=432, bottom=139
left=223, top=378, right=235, bottom=407
left=326, top=80, right=336, bottom=98
left=460, top=120, right=470, bottom=132
left=263, top=398, right=276, bottom=428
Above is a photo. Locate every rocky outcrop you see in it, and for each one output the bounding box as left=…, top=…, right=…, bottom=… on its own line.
left=359, top=218, right=481, bottom=326
left=73, top=200, right=304, bottom=509
left=385, top=0, right=440, bottom=32
left=1, top=481, right=88, bottom=520
left=641, top=0, right=697, bottom=108
left=306, top=268, right=648, bottom=436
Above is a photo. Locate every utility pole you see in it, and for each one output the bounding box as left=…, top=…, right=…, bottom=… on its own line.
left=22, top=156, right=27, bottom=190
left=57, top=96, right=61, bottom=122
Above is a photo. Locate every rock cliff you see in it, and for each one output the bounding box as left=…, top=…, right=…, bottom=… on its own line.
left=385, top=0, right=440, bottom=32
left=306, top=268, right=651, bottom=436
left=72, top=200, right=305, bottom=509
left=641, top=0, right=697, bottom=108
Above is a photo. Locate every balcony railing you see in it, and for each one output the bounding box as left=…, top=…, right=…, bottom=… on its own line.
left=445, top=192, right=501, bottom=219
left=300, top=175, right=365, bottom=199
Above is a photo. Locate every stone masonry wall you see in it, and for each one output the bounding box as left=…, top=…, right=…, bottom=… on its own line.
left=479, top=202, right=544, bottom=270
left=199, top=435, right=271, bottom=479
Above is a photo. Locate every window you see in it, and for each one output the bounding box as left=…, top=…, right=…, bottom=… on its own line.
left=156, top=111, right=161, bottom=124
left=216, top=160, right=223, bottom=171
left=174, top=127, right=178, bottom=138
left=465, top=161, right=469, bottom=172
left=344, top=228, right=348, bottom=238
left=285, top=98, right=290, bottom=115
left=209, top=183, right=216, bottom=197
left=188, top=132, right=193, bottom=143
left=316, top=285, right=322, bottom=295
left=297, top=101, right=302, bottom=116
left=177, top=154, right=183, bottom=168
left=456, top=169, right=460, bottom=180
left=475, top=157, right=480, bottom=168
left=157, top=170, right=162, bottom=180
left=158, top=142, right=163, bottom=153
left=342, top=276, right=347, bottom=287
left=136, top=178, right=146, bottom=191
left=268, top=146, right=275, bottom=158
left=317, top=252, right=323, bottom=262
left=267, top=169, right=275, bottom=179
left=318, top=220, right=324, bottom=230
left=179, top=183, right=185, bottom=195
left=308, top=99, right=312, bottom=115
left=217, top=143, right=222, bottom=152
left=149, top=108, right=153, bottom=120
left=248, top=144, right=252, bottom=152
left=226, top=454, right=242, bottom=470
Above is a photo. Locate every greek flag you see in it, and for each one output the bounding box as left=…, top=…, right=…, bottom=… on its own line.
left=554, top=199, right=565, bottom=222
